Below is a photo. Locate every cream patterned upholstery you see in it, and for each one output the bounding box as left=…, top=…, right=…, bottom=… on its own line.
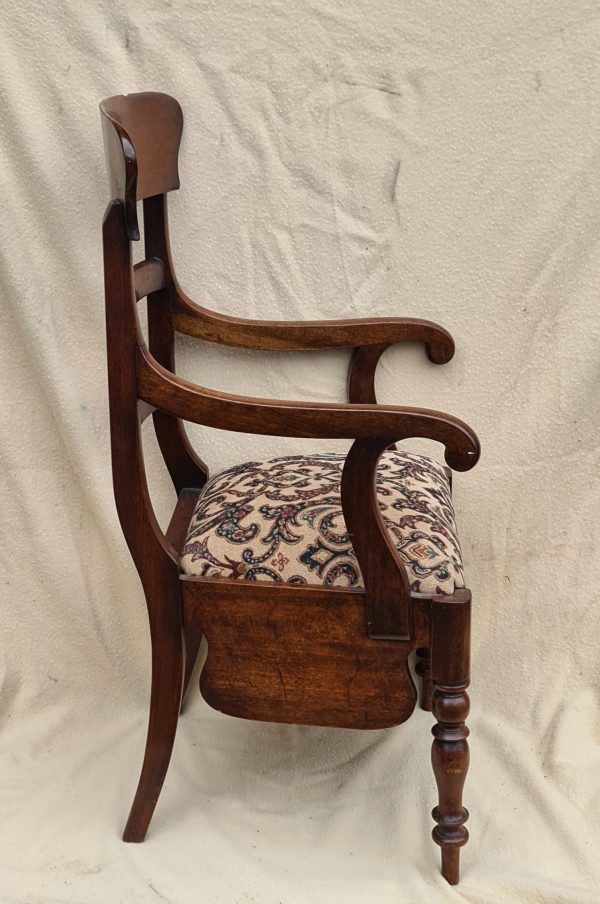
left=180, top=450, right=465, bottom=596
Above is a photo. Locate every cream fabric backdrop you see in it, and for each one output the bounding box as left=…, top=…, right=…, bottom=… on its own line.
left=1, top=1, right=599, bottom=901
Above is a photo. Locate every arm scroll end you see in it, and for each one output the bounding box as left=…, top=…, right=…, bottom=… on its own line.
left=444, top=438, right=480, bottom=473
left=426, top=332, right=455, bottom=366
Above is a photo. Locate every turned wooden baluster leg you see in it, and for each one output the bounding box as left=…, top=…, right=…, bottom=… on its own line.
left=415, top=647, right=433, bottom=711
left=430, top=590, right=471, bottom=885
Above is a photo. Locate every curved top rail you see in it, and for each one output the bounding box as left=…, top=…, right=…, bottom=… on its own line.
left=100, top=92, right=183, bottom=240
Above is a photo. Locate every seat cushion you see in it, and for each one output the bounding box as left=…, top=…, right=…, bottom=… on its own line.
left=180, top=450, right=465, bottom=596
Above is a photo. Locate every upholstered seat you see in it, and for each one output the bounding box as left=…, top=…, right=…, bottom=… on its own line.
left=181, top=450, right=465, bottom=596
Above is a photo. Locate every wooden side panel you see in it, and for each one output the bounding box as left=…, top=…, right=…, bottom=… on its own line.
left=182, top=579, right=417, bottom=730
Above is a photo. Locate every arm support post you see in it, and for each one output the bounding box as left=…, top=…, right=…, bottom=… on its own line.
left=347, top=333, right=454, bottom=404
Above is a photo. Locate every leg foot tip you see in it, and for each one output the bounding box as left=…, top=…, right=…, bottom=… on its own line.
left=122, top=824, right=147, bottom=843
left=441, top=846, right=460, bottom=885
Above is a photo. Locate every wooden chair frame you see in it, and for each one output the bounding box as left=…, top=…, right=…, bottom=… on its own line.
left=100, top=92, right=480, bottom=885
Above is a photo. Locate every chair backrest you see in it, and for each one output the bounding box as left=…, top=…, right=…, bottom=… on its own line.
left=100, top=92, right=183, bottom=240
left=100, top=92, right=209, bottom=591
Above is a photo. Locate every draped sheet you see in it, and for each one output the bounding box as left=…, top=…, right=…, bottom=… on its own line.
left=1, top=2, right=599, bottom=901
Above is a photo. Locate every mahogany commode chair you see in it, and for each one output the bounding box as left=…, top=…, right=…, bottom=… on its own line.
left=100, top=91, right=480, bottom=885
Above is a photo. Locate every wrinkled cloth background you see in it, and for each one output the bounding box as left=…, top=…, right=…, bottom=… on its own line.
left=1, top=1, right=600, bottom=902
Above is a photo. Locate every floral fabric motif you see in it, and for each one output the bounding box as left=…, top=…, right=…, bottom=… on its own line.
left=180, top=450, right=465, bottom=596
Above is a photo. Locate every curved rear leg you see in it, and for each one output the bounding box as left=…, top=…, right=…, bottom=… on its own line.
left=123, top=617, right=184, bottom=843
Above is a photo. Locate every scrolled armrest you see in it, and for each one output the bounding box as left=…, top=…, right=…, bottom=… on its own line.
left=172, top=286, right=456, bottom=407
left=171, top=285, right=454, bottom=356
left=136, top=346, right=480, bottom=472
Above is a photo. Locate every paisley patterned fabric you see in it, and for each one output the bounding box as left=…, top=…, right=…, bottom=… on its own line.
left=180, top=450, right=465, bottom=596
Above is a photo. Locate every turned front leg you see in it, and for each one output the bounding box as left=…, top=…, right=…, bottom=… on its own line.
left=431, top=684, right=470, bottom=884
left=430, top=590, right=471, bottom=885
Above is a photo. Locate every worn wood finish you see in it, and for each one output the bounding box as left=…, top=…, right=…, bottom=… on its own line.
left=100, top=91, right=480, bottom=883
left=182, top=578, right=416, bottom=729
left=430, top=590, right=471, bottom=885
left=172, top=287, right=456, bottom=353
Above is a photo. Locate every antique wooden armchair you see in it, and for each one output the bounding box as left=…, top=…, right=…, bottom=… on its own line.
left=100, top=91, right=480, bottom=885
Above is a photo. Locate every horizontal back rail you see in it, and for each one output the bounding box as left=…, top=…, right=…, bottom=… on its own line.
left=134, top=258, right=170, bottom=300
